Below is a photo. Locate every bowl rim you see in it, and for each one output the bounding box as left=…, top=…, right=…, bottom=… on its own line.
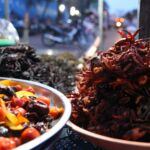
left=0, top=77, right=71, bottom=150
left=67, top=121, right=150, bottom=148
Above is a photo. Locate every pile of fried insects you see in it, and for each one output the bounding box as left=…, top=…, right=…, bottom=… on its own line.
left=0, top=45, right=78, bottom=94
left=70, top=30, right=150, bottom=142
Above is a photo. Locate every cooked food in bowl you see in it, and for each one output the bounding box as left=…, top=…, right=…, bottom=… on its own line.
left=69, top=30, right=150, bottom=142
left=0, top=79, right=64, bottom=149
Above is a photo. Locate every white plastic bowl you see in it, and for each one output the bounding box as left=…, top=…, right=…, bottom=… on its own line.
left=67, top=121, right=150, bottom=150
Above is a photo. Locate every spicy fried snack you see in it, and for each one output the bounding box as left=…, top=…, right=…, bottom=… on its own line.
left=70, top=30, right=150, bottom=142
left=0, top=80, right=64, bottom=149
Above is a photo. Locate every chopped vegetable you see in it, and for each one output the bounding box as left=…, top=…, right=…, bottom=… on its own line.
left=21, top=127, right=40, bottom=143
left=16, top=90, right=35, bottom=98
left=0, top=80, right=64, bottom=149
left=0, top=80, right=15, bottom=86
left=50, top=107, right=64, bottom=118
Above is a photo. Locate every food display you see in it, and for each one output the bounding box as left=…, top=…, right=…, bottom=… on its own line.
left=70, top=30, right=150, bottom=142
left=0, top=80, right=64, bottom=149
left=0, top=45, right=77, bottom=94
left=34, top=54, right=78, bottom=93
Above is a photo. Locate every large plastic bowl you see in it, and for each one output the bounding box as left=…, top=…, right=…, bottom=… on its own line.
left=0, top=77, right=71, bottom=150
left=67, top=121, right=150, bottom=150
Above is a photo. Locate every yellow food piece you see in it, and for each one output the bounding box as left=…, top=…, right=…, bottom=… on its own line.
left=5, top=112, right=29, bottom=130
left=0, top=99, right=6, bottom=110
left=0, top=80, right=16, bottom=86
left=0, top=96, right=29, bottom=130
left=0, top=82, right=32, bottom=131
left=17, top=114, right=29, bottom=124
left=0, top=94, right=5, bottom=98
left=16, top=90, right=35, bottom=98
left=5, top=121, right=24, bottom=130
left=49, top=107, right=64, bottom=118
left=9, top=124, right=24, bottom=130
left=5, top=111, right=18, bottom=125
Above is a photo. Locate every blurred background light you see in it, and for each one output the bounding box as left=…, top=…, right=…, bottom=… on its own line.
left=47, top=49, right=53, bottom=55
left=116, top=21, right=122, bottom=27
left=75, top=9, right=80, bottom=16
left=59, top=4, right=65, bottom=13
left=70, top=6, right=76, bottom=16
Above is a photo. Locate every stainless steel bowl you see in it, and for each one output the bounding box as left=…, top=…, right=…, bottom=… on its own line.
left=67, top=121, right=150, bottom=150
left=0, top=77, right=71, bottom=150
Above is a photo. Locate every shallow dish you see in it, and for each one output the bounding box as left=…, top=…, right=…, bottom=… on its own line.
left=0, top=77, right=71, bottom=150
left=67, top=121, right=150, bottom=150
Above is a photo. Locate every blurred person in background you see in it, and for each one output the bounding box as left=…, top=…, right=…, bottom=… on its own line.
left=82, top=10, right=98, bottom=45
left=124, top=9, right=137, bottom=33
